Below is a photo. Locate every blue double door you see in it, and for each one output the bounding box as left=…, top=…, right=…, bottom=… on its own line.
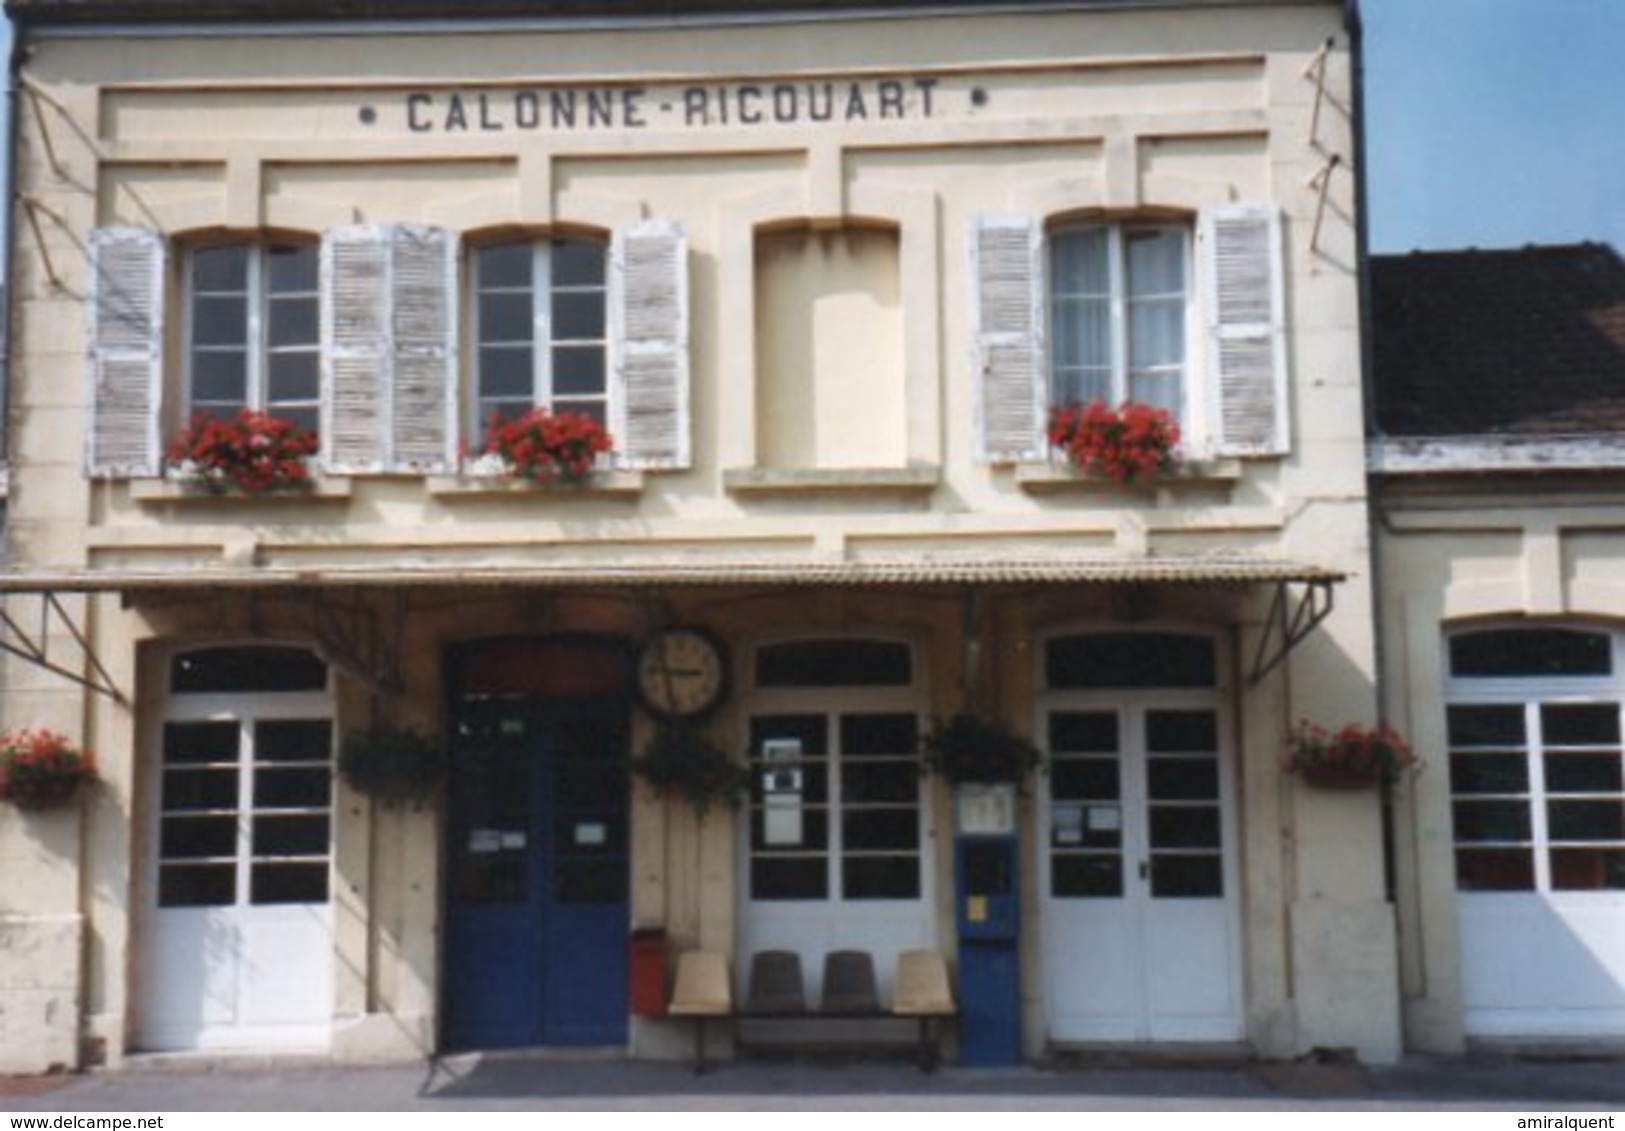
left=443, top=684, right=630, bottom=1050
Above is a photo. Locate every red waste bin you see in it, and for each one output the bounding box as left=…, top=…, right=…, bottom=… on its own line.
left=629, top=927, right=668, bottom=1017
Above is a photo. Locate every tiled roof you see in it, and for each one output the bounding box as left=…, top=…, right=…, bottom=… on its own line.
left=1371, top=242, right=1625, bottom=437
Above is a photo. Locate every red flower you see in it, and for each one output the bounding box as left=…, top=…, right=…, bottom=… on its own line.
left=482, top=407, right=614, bottom=485
left=167, top=410, right=318, bottom=494
left=1047, top=400, right=1181, bottom=484
left=0, top=728, right=96, bottom=805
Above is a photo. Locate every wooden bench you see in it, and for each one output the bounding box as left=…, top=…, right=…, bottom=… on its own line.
left=670, top=947, right=956, bottom=1072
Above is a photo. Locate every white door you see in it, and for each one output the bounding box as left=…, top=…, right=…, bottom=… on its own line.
left=1040, top=698, right=1241, bottom=1042
left=138, top=646, right=336, bottom=1052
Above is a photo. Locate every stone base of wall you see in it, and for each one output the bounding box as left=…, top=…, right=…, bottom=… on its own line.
left=0, top=915, right=84, bottom=1075
left=1291, top=899, right=1403, bottom=1064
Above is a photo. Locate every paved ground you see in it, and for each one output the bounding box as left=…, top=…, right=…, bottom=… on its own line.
left=3, top=1052, right=1625, bottom=1111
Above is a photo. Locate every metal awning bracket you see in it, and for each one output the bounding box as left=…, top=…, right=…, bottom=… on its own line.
left=1249, top=577, right=1335, bottom=686
left=0, top=591, right=126, bottom=703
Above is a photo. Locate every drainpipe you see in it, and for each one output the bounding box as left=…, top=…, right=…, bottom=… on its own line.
left=1, top=18, right=22, bottom=551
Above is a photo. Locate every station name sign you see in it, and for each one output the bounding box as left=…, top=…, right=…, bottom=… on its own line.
left=397, top=77, right=947, bottom=133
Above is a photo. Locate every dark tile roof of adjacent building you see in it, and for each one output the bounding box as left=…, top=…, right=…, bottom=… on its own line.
left=1371, top=242, right=1625, bottom=438
left=5, top=0, right=1339, bottom=25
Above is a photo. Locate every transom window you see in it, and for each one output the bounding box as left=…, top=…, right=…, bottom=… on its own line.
left=1050, top=223, right=1189, bottom=418
left=157, top=647, right=333, bottom=909
left=186, top=242, right=320, bottom=433
left=473, top=237, right=609, bottom=429
left=1447, top=627, right=1625, bottom=892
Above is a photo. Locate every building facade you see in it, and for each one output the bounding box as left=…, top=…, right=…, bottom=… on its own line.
left=0, top=0, right=1393, bottom=1073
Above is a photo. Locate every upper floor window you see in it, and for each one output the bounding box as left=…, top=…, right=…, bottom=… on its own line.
left=473, top=237, right=609, bottom=430
left=186, top=242, right=320, bottom=434
left=971, top=203, right=1286, bottom=464
left=1050, top=223, right=1188, bottom=420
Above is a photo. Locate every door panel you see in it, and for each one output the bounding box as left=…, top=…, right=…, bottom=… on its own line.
left=444, top=696, right=629, bottom=1050
left=1042, top=702, right=1239, bottom=1042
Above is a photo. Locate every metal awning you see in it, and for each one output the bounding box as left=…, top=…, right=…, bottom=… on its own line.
left=0, top=555, right=1342, bottom=592
left=0, top=554, right=1345, bottom=701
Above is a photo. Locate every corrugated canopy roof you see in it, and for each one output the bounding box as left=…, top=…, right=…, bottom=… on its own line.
left=0, top=556, right=1344, bottom=592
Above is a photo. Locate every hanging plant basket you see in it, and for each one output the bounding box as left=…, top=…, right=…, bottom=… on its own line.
left=339, top=724, right=448, bottom=810
left=0, top=729, right=96, bottom=810
left=1285, top=720, right=1418, bottom=790
left=920, top=712, right=1044, bottom=787
left=631, top=722, right=749, bottom=818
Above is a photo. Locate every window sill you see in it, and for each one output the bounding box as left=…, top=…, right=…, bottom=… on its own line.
left=723, top=465, right=940, bottom=496
left=426, top=470, right=645, bottom=499
left=1013, top=458, right=1242, bottom=494
left=130, top=478, right=355, bottom=503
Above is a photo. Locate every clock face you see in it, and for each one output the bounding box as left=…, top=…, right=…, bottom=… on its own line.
left=636, top=627, right=729, bottom=720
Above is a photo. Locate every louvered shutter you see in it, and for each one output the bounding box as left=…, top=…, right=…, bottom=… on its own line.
left=610, top=219, right=689, bottom=470
left=389, top=226, right=459, bottom=472
left=970, top=213, right=1046, bottom=463
left=321, top=227, right=389, bottom=472
left=1200, top=203, right=1289, bottom=455
left=86, top=227, right=166, bottom=477
left=322, top=225, right=458, bottom=472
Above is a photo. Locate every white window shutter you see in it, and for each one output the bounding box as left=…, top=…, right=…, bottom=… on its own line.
left=970, top=213, right=1046, bottom=463
left=321, top=226, right=390, bottom=472
left=85, top=227, right=166, bottom=477
left=1200, top=203, right=1289, bottom=456
left=610, top=219, right=689, bottom=470
left=389, top=225, right=459, bottom=473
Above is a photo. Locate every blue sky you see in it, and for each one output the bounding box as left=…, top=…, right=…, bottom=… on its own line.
left=1, top=1, right=1622, bottom=254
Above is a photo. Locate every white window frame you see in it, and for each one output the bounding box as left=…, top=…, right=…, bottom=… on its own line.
left=469, top=236, right=611, bottom=438
left=1446, top=626, right=1625, bottom=895
left=183, top=240, right=321, bottom=432
left=1048, top=221, right=1194, bottom=426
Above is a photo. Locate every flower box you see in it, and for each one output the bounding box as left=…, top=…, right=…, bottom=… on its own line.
left=1047, top=400, right=1181, bottom=484
left=1285, top=720, right=1418, bottom=789
left=0, top=729, right=96, bottom=810
left=165, top=410, right=320, bottom=495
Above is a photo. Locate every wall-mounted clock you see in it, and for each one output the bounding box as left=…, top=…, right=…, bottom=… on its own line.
left=635, top=626, right=730, bottom=720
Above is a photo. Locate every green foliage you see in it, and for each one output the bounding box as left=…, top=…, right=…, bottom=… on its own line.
left=631, top=723, right=750, bottom=818
left=339, top=724, right=448, bottom=809
left=921, top=712, right=1043, bottom=785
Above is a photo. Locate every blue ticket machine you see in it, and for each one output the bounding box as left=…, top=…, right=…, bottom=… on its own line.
left=954, top=788, right=1021, bottom=1065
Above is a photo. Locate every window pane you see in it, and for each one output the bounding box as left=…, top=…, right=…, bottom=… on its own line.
left=1456, top=847, right=1534, bottom=891
left=1051, top=227, right=1109, bottom=295
left=268, top=352, right=320, bottom=404
left=1146, top=710, right=1217, bottom=753
left=163, top=768, right=238, bottom=811
left=1447, top=705, right=1526, bottom=747
left=268, top=296, right=318, bottom=347
left=171, top=647, right=327, bottom=693
left=1150, top=854, right=1221, bottom=898
left=1050, top=759, right=1120, bottom=801
left=841, top=761, right=917, bottom=803
left=552, top=345, right=606, bottom=395
left=1148, top=757, right=1219, bottom=800
left=1129, top=300, right=1185, bottom=371
left=1126, top=228, right=1184, bottom=296
left=191, top=351, right=248, bottom=404
left=1052, top=297, right=1110, bottom=370
left=1129, top=371, right=1180, bottom=417
left=1046, top=633, right=1215, bottom=689
left=267, top=244, right=318, bottom=292
left=1547, top=800, right=1624, bottom=842
left=841, top=714, right=916, bottom=757
left=842, top=809, right=918, bottom=851
left=1450, top=629, right=1612, bottom=678
left=479, top=292, right=534, bottom=343
left=252, top=814, right=330, bottom=856
left=553, top=857, right=626, bottom=904
left=1049, top=711, right=1118, bottom=753
left=257, top=720, right=332, bottom=763
left=1150, top=805, right=1221, bottom=849
left=751, top=856, right=826, bottom=900
left=1544, top=752, right=1624, bottom=793
left=1051, top=801, right=1121, bottom=848
left=1452, top=799, right=1532, bottom=842
left=192, top=296, right=248, bottom=347
left=1542, top=703, right=1621, bottom=746
left=552, top=291, right=605, bottom=341
left=254, top=766, right=332, bottom=809
left=479, top=345, right=534, bottom=400
left=551, top=398, right=606, bottom=424
left=161, top=815, right=237, bottom=859
left=191, top=245, right=248, bottom=293
left=1550, top=848, right=1625, bottom=890
left=1053, top=365, right=1112, bottom=408
left=842, top=855, right=918, bottom=900
left=478, top=242, right=533, bottom=289
left=251, top=862, right=328, bottom=905
left=1449, top=752, right=1529, bottom=794
left=553, top=239, right=606, bottom=287
left=1052, top=853, right=1122, bottom=898
left=160, top=864, right=236, bottom=908
left=749, top=808, right=828, bottom=851
left=756, top=640, right=911, bottom=687
left=164, top=721, right=238, bottom=765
